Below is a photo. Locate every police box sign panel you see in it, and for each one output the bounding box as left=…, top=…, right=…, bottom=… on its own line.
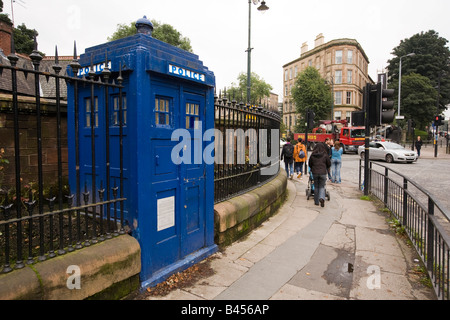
left=78, top=61, right=112, bottom=77
left=169, top=64, right=206, bottom=82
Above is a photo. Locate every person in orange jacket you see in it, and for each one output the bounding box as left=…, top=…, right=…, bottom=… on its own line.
left=294, top=138, right=307, bottom=179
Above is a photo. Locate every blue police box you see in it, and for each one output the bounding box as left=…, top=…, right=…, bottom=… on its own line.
left=67, top=16, right=217, bottom=288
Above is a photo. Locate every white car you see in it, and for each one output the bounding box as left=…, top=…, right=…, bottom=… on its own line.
left=358, top=141, right=418, bottom=163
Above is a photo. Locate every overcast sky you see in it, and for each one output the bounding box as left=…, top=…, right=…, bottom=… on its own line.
left=4, top=0, right=450, bottom=108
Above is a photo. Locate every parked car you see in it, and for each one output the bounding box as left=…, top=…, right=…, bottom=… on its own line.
left=358, top=141, right=418, bottom=163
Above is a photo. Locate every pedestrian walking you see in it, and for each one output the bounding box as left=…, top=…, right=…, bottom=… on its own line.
left=324, top=138, right=333, bottom=180
left=330, top=141, right=343, bottom=183
left=294, top=138, right=307, bottom=179
left=281, top=138, right=295, bottom=179
left=415, top=136, right=423, bottom=157
left=308, top=143, right=331, bottom=207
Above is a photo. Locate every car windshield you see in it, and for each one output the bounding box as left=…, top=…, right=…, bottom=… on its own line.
left=384, top=142, right=404, bottom=150
left=350, top=129, right=365, bottom=138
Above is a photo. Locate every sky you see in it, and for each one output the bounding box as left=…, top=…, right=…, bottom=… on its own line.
left=3, top=0, right=450, bottom=112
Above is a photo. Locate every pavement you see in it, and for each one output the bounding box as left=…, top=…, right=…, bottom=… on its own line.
left=142, top=152, right=441, bottom=301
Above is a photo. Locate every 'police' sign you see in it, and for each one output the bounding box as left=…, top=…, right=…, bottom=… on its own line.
left=169, top=64, right=205, bottom=82
left=78, top=61, right=112, bottom=77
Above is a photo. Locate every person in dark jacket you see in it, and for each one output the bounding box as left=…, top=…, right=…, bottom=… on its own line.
left=308, top=143, right=331, bottom=207
left=415, top=136, right=423, bottom=157
left=281, top=138, right=295, bottom=179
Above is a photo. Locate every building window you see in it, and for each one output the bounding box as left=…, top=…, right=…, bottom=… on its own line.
left=335, top=70, right=342, bottom=84
left=346, top=112, right=351, bottom=123
left=85, top=97, right=99, bottom=128
left=347, top=50, right=353, bottom=64
left=335, top=92, right=342, bottom=105
left=155, top=97, right=171, bottom=127
left=284, top=69, right=288, bottom=81
left=111, top=95, right=127, bottom=127
left=285, top=85, right=288, bottom=97
left=335, top=50, right=342, bottom=64
left=335, top=111, right=342, bottom=121
left=347, top=70, right=353, bottom=84
left=308, top=60, right=312, bottom=67
left=294, top=66, right=298, bottom=78
left=346, top=92, right=352, bottom=105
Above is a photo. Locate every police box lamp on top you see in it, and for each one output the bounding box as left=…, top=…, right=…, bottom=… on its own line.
left=135, top=15, right=154, bottom=36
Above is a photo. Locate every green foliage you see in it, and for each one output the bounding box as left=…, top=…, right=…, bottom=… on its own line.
left=108, top=20, right=193, bottom=53
left=291, top=67, right=332, bottom=131
left=0, top=13, right=11, bottom=23
left=226, top=72, right=272, bottom=104
left=13, top=23, right=39, bottom=55
left=387, top=30, right=450, bottom=113
left=389, top=73, right=437, bottom=130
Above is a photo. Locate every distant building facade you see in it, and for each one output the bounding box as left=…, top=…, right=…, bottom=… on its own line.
left=261, top=92, right=279, bottom=113
left=282, top=34, right=373, bottom=134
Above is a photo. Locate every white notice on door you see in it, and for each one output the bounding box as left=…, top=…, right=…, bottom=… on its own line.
left=157, top=196, right=175, bottom=231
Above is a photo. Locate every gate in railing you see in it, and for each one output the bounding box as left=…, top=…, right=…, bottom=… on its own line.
left=361, top=160, right=449, bottom=300
left=0, top=41, right=126, bottom=273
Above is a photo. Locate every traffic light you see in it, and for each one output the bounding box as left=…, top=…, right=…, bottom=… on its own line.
left=367, top=83, right=395, bottom=126
left=434, top=115, right=443, bottom=127
left=352, top=111, right=365, bottom=126
left=367, top=84, right=378, bottom=126
left=376, top=83, right=395, bottom=125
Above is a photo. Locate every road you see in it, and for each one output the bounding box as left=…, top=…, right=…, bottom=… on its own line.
left=338, top=147, right=450, bottom=234
left=340, top=151, right=450, bottom=212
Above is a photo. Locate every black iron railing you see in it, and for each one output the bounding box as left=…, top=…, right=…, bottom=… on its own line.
left=214, top=93, right=281, bottom=203
left=361, top=160, right=450, bottom=300
left=0, top=42, right=126, bottom=273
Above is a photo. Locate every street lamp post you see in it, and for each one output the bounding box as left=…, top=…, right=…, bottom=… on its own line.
left=246, top=0, right=269, bottom=105
left=397, top=52, right=415, bottom=120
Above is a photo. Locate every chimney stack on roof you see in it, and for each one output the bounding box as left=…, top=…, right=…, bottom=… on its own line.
left=0, top=20, right=13, bottom=56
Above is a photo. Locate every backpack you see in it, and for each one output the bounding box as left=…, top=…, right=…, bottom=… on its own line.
left=299, top=149, right=306, bottom=159
left=284, top=144, right=294, bottom=159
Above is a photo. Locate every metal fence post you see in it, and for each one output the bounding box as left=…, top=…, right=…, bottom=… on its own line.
left=427, top=197, right=435, bottom=271
left=402, top=177, right=408, bottom=226
left=384, top=167, right=389, bottom=206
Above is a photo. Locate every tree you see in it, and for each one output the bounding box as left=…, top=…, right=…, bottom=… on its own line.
left=387, top=30, right=450, bottom=112
left=108, top=20, right=193, bottom=53
left=13, top=23, right=39, bottom=55
left=0, top=0, right=3, bottom=12
left=391, top=73, right=437, bottom=130
left=226, top=72, right=272, bottom=105
left=291, top=67, right=332, bottom=132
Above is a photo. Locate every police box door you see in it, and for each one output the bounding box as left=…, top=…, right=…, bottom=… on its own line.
left=181, top=91, right=206, bottom=257
left=148, top=82, right=206, bottom=275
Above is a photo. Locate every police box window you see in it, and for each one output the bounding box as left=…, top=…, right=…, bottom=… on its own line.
left=155, top=97, right=171, bottom=127
left=85, top=97, right=99, bottom=128
left=111, top=95, right=127, bottom=127
left=186, top=102, right=200, bottom=129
